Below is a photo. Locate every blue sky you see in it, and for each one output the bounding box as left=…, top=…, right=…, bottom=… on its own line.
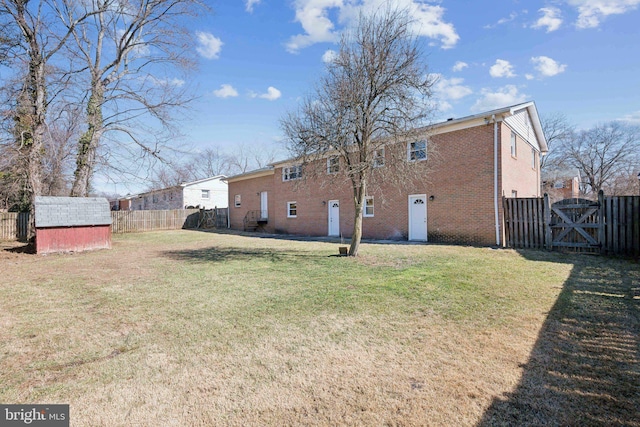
left=122, top=0, right=640, bottom=191
left=184, top=0, right=639, bottom=153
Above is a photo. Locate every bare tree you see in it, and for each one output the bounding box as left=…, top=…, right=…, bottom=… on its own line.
left=540, top=112, right=574, bottom=172
left=226, top=142, right=278, bottom=175
left=0, top=0, right=96, bottom=235
left=562, top=122, right=640, bottom=196
left=281, top=7, right=434, bottom=256
left=65, top=0, right=202, bottom=196
left=191, top=147, right=232, bottom=177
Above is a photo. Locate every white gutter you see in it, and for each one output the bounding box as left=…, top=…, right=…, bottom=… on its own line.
left=492, top=114, right=501, bottom=247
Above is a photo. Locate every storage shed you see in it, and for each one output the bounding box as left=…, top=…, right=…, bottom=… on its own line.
left=35, top=196, right=112, bottom=255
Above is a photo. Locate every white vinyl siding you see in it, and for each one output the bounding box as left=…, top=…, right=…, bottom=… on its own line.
left=504, top=109, right=541, bottom=152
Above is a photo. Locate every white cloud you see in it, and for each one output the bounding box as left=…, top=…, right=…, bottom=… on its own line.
left=148, top=76, right=185, bottom=87
left=432, top=75, right=473, bottom=112
left=489, top=59, right=516, bottom=78
left=286, top=0, right=459, bottom=53
left=567, top=0, right=640, bottom=29
left=452, top=61, right=468, bottom=72
left=322, top=49, right=338, bottom=63
left=617, top=110, right=640, bottom=124
left=196, top=31, right=223, bottom=59
left=525, top=73, right=535, bottom=80
left=532, top=7, right=563, bottom=32
left=531, top=56, right=567, bottom=77
left=470, top=85, right=528, bottom=113
left=245, top=0, right=261, bottom=13
left=213, top=84, right=239, bottom=98
left=433, top=75, right=473, bottom=101
left=258, top=86, right=282, bottom=101
left=484, top=11, right=518, bottom=29
left=285, top=0, right=342, bottom=53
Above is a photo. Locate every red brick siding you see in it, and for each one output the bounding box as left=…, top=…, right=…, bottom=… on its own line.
left=501, top=123, right=541, bottom=198
left=228, top=122, right=540, bottom=246
left=228, top=175, right=274, bottom=231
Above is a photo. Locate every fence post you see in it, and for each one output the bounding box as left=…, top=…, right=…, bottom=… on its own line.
left=544, top=193, right=552, bottom=251
left=598, top=190, right=605, bottom=254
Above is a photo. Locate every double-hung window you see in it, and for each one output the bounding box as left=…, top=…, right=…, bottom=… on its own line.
left=201, top=190, right=210, bottom=199
left=408, top=140, right=427, bottom=161
left=327, top=157, right=339, bottom=174
left=364, top=196, right=374, bottom=217
left=283, top=165, right=302, bottom=181
left=373, top=149, right=385, bottom=167
left=287, top=201, right=297, bottom=218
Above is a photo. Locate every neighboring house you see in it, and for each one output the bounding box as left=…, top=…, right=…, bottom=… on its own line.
left=542, top=169, right=581, bottom=202
left=227, top=102, right=548, bottom=246
left=126, top=176, right=228, bottom=210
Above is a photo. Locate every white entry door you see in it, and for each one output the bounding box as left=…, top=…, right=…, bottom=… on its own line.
left=260, top=191, right=268, bottom=219
left=328, top=200, right=340, bottom=236
left=408, top=194, right=427, bottom=241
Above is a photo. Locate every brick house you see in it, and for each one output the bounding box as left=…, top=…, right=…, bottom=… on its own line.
left=125, top=176, right=228, bottom=210
left=542, top=169, right=581, bottom=202
left=226, top=102, right=548, bottom=246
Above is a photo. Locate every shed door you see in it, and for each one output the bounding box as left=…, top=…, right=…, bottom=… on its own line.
left=328, top=200, right=340, bottom=236
left=409, top=194, right=427, bottom=241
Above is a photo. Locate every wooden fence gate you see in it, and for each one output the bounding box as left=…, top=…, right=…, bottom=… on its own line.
left=503, top=192, right=640, bottom=256
left=548, top=198, right=602, bottom=253
left=197, top=208, right=228, bottom=229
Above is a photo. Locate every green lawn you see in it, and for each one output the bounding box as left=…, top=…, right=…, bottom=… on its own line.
left=0, top=230, right=637, bottom=426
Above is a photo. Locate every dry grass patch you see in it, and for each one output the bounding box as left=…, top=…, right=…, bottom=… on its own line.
left=0, top=230, right=637, bottom=426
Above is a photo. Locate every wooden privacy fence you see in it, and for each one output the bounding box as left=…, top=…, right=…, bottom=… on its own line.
left=110, top=209, right=200, bottom=234
left=0, top=212, right=31, bottom=241
left=503, top=192, right=640, bottom=256
left=0, top=209, right=209, bottom=240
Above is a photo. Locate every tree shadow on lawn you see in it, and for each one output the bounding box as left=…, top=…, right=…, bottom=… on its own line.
left=478, top=251, right=640, bottom=427
left=161, top=245, right=326, bottom=264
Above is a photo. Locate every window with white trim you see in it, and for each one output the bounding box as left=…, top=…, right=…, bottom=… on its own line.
left=234, top=194, right=241, bottom=207
left=327, top=156, right=339, bottom=174
left=364, top=196, right=374, bottom=217
left=373, top=148, right=385, bottom=167
left=287, top=201, right=297, bottom=218
left=201, top=189, right=210, bottom=199
left=510, top=131, right=517, bottom=158
left=283, top=165, right=302, bottom=181
left=408, top=140, right=427, bottom=161
left=531, top=148, right=536, bottom=169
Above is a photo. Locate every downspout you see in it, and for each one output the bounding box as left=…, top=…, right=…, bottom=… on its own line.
left=492, top=114, right=501, bottom=247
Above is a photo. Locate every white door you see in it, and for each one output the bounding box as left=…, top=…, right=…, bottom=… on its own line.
left=260, top=191, right=268, bottom=219
left=328, top=200, right=340, bottom=236
left=409, top=194, right=427, bottom=241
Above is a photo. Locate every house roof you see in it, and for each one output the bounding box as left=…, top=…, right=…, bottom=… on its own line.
left=224, top=167, right=274, bottom=182
left=131, top=175, right=228, bottom=198
left=227, top=102, right=548, bottom=181
left=429, top=101, right=548, bottom=153
left=180, top=175, right=227, bottom=187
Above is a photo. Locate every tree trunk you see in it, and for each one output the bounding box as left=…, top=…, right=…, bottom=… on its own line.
left=71, top=82, right=104, bottom=197
left=348, top=182, right=366, bottom=256
left=25, top=56, right=47, bottom=241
